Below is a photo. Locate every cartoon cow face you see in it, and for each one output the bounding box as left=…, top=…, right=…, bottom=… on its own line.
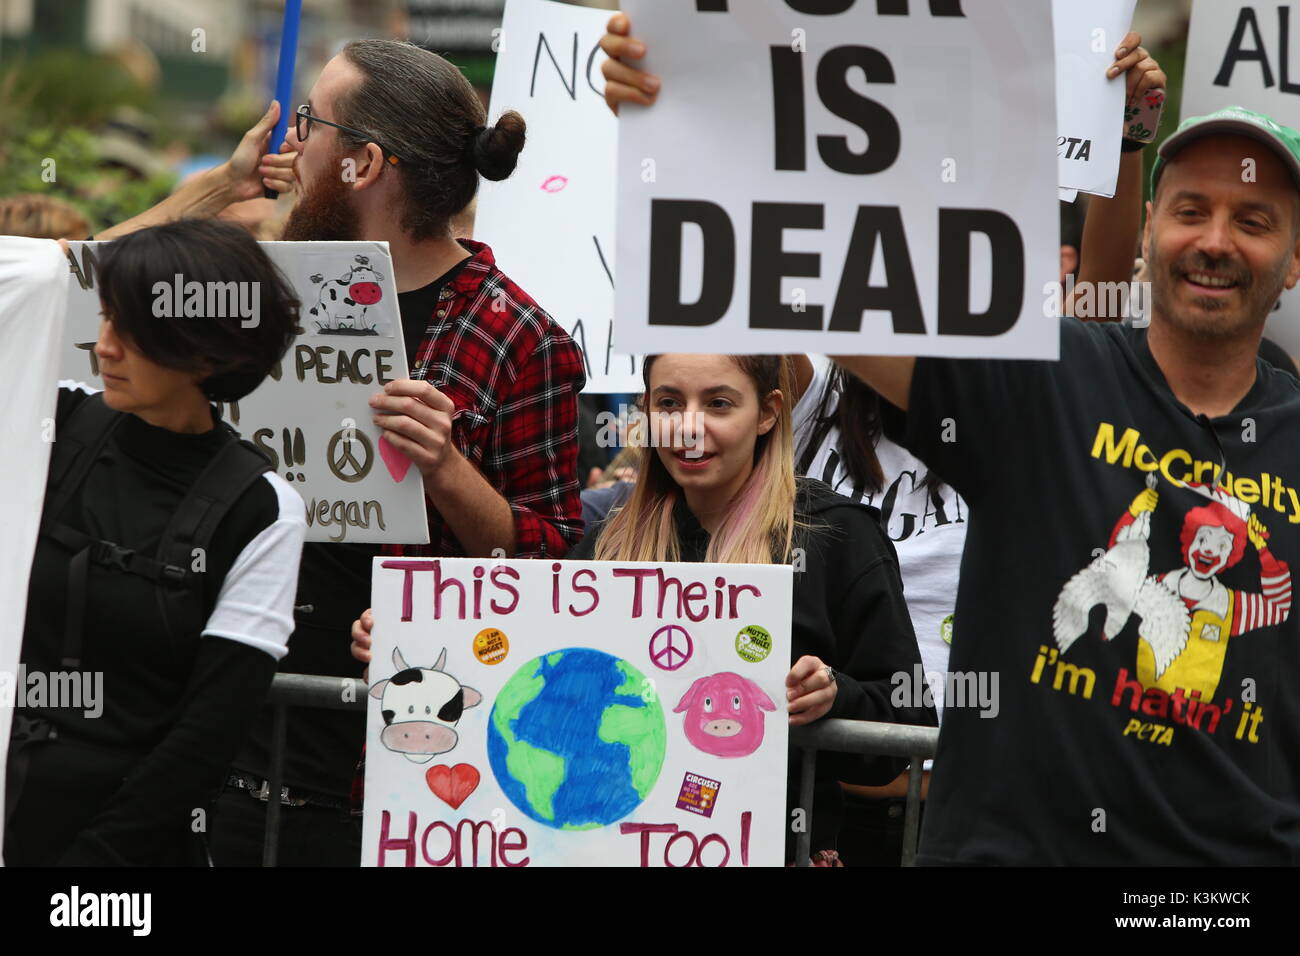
left=308, top=255, right=385, bottom=332
left=369, top=647, right=482, bottom=763
left=347, top=256, right=383, bottom=305
left=674, top=672, right=776, bottom=758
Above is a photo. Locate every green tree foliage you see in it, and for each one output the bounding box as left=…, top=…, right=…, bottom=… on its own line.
left=0, top=52, right=176, bottom=232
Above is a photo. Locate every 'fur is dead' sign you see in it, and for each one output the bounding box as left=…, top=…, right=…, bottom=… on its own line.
left=57, top=241, right=428, bottom=544
left=614, top=0, right=1059, bottom=359
left=362, top=557, right=792, bottom=866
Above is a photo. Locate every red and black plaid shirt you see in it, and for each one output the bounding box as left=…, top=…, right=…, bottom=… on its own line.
left=386, top=239, right=586, bottom=559
left=356, top=242, right=584, bottom=815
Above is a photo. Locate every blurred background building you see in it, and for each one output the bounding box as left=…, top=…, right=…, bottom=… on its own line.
left=0, top=0, right=1186, bottom=234
left=0, top=0, right=610, bottom=231
left=0, top=0, right=615, bottom=98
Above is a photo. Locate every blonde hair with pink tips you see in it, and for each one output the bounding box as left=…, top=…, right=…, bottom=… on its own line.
left=592, top=355, right=797, bottom=565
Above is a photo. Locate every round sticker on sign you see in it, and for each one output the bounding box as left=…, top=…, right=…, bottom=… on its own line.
left=941, top=615, right=954, bottom=646
left=735, top=625, right=772, bottom=663
left=473, top=628, right=509, bottom=665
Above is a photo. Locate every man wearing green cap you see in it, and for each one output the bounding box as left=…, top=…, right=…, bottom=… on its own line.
left=828, top=103, right=1300, bottom=864
left=1144, top=107, right=1300, bottom=357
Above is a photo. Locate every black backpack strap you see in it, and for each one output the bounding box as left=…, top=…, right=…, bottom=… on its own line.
left=155, top=431, right=273, bottom=641
left=52, top=532, right=197, bottom=668
left=40, top=394, right=128, bottom=669
left=43, top=393, right=123, bottom=524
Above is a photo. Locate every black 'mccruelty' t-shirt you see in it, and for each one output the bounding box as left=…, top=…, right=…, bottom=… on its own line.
left=888, top=317, right=1300, bottom=864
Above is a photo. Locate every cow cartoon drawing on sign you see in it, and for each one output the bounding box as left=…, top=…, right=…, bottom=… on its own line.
left=308, top=254, right=386, bottom=335
left=675, top=672, right=776, bottom=758
left=369, top=647, right=482, bottom=763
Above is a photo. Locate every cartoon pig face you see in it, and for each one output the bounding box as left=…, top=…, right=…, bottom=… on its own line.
left=674, top=672, right=776, bottom=758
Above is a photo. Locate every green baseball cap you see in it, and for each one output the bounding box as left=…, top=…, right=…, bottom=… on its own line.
left=1151, top=105, right=1300, bottom=196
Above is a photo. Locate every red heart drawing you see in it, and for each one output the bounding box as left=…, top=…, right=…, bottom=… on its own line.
left=426, top=763, right=480, bottom=810
left=378, top=434, right=414, bottom=483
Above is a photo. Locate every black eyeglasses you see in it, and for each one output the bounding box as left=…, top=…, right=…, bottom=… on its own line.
left=295, top=104, right=401, bottom=166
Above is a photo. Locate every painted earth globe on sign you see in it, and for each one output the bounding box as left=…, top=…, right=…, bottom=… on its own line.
left=487, top=648, right=666, bottom=830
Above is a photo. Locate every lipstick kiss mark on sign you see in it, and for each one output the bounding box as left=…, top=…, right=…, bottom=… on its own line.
left=540, top=175, right=569, bottom=193
left=426, top=763, right=480, bottom=810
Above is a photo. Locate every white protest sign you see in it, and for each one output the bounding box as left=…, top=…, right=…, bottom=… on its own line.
left=362, top=556, right=792, bottom=867
left=58, top=241, right=429, bottom=544
left=474, top=0, right=641, bottom=393
left=1053, top=0, right=1136, bottom=198
left=0, top=238, right=69, bottom=855
left=614, top=0, right=1060, bottom=359
left=1183, top=0, right=1300, bottom=358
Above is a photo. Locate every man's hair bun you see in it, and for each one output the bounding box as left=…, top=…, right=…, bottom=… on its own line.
left=469, top=111, right=527, bottom=181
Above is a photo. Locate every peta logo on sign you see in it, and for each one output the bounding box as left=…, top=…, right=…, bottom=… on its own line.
left=1057, top=136, right=1094, bottom=161
left=49, top=886, right=151, bottom=936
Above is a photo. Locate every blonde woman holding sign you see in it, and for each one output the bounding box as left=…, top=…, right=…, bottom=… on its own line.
left=353, top=353, right=934, bottom=864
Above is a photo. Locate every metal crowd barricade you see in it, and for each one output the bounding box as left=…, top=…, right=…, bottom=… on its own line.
left=261, top=673, right=367, bottom=867
left=789, top=718, right=939, bottom=867
left=261, top=675, right=939, bottom=867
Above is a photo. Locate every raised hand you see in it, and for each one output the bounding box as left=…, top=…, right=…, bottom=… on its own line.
left=1248, top=513, right=1271, bottom=551
left=599, top=13, right=660, bottom=115
left=1109, top=31, right=1167, bottom=142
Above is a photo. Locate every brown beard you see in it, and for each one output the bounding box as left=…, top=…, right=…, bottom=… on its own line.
left=1148, top=233, right=1289, bottom=341
left=281, top=160, right=362, bottom=242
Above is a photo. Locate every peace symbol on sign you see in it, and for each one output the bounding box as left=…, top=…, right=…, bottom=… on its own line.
left=327, top=428, right=374, bottom=483
left=649, top=625, right=693, bottom=672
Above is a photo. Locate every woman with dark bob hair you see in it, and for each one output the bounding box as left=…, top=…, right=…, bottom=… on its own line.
left=5, top=219, right=308, bottom=865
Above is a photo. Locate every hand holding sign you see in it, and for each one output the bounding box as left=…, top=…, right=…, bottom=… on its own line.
left=351, top=607, right=374, bottom=680
left=369, top=379, right=456, bottom=480
left=786, top=654, right=837, bottom=726
left=600, top=13, right=659, bottom=114
left=1108, top=31, right=1167, bottom=142
left=1112, top=31, right=1164, bottom=90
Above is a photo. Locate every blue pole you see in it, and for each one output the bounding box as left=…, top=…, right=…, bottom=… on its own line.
left=264, top=0, right=303, bottom=199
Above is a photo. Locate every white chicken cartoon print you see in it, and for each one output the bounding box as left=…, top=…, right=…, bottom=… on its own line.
left=1053, top=474, right=1190, bottom=681
left=1052, top=474, right=1290, bottom=699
